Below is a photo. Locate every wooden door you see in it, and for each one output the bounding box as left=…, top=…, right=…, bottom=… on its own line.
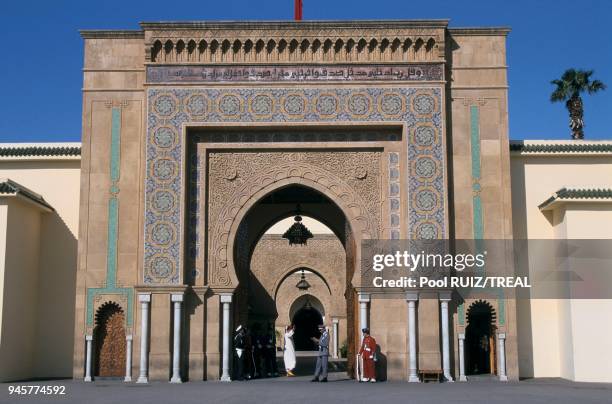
left=95, top=306, right=126, bottom=377
left=489, top=334, right=497, bottom=375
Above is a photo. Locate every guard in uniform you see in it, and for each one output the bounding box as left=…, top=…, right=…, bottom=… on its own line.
left=359, top=327, right=377, bottom=382
left=234, top=325, right=247, bottom=380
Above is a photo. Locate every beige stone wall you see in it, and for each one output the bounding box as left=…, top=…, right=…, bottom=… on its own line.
left=250, top=234, right=347, bottom=348
left=0, top=154, right=81, bottom=380
left=511, top=144, right=612, bottom=382
left=0, top=198, right=41, bottom=381
left=448, top=28, right=518, bottom=381
left=75, top=34, right=146, bottom=378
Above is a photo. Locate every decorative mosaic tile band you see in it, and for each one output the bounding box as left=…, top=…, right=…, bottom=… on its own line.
left=388, top=152, right=401, bottom=239
left=145, top=87, right=446, bottom=284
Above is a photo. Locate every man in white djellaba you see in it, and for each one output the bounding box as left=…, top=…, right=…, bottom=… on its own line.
left=283, top=325, right=297, bottom=376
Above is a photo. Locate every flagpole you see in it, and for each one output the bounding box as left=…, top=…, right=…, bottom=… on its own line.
left=294, top=0, right=303, bottom=21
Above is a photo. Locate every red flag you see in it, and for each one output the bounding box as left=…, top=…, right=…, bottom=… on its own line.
left=294, top=0, right=303, bottom=20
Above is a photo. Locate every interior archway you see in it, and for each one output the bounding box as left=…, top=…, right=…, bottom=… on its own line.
left=465, top=300, right=497, bottom=376
left=290, top=295, right=325, bottom=351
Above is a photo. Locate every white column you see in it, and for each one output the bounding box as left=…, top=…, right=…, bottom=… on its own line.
left=332, top=318, right=339, bottom=358
left=498, top=333, right=508, bottom=381
left=406, top=293, right=419, bottom=382
left=458, top=333, right=467, bottom=382
left=220, top=293, right=232, bottom=382
left=170, top=293, right=184, bottom=383
left=124, top=335, right=133, bottom=382
left=358, top=293, right=370, bottom=343
left=137, top=293, right=151, bottom=383
left=84, top=335, right=93, bottom=382
left=440, top=296, right=454, bottom=382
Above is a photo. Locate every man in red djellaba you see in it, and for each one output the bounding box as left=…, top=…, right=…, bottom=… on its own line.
left=359, top=328, right=377, bottom=382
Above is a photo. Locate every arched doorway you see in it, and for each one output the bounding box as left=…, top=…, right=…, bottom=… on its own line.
left=230, top=183, right=359, bottom=374
left=94, top=302, right=126, bottom=377
left=289, top=294, right=325, bottom=351
left=465, top=300, right=497, bottom=376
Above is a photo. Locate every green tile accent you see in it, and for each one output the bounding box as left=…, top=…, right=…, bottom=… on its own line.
left=106, top=197, right=118, bottom=288
left=470, top=104, right=505, bottom=325
left=110, top=108, right=121, bottom=183
left=86, top=106, right=133, bottom=328
left=498, top=294, right=506, bottom=326
left=470, top=105, right=483, bottom=240
left=458, top=302, right=465, bottom=326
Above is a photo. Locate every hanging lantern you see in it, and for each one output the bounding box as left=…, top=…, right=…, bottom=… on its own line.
left=282, top=205, right=313, bottom=246
left=303, top=296, right=313, bottom=310
left=296, top=269, right=311, bottom=291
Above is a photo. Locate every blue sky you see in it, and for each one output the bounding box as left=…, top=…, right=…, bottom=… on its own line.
left=0, top=0, right=610, bottom=142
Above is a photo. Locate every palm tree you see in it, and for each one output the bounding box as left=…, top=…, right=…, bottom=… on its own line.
left=551, top=69, right=606, bottom=139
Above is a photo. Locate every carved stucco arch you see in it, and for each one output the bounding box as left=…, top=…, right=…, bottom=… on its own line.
left=273, top=263, right=333, bottom=301
left=209, top=161, right=378, bottom=289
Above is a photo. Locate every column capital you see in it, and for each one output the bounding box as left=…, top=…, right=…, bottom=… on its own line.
left=498, top=333, right=506, bottom=340
left=358, top=292, right=371, bottom=303
left=138, top=293, right=151, bottom=303
left=171, top=293, right=184, bottom=302
left=219, top=293, right=233, bottom=304
left=85, top=335, right=93, bottom=341
left=458, top=333, right=465, bottom=340
left=126, top=334, right=133, bottom=341
left=405, top=292, right=419, bottom=302
left=439, top=291, right=452, bottom=301
left=332, top=318, right=339, bottom=324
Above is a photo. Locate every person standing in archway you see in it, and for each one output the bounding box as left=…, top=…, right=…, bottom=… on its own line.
left=234, top=325, right=247, bottom=381
left=359, top=328, right=377, bottom=382
left=284, top=325, right=297, bottom=376
left=311, top=324, right=329, bottom=382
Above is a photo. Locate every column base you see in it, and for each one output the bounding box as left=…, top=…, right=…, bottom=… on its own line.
left=408, top=375, right=420, bottom=383
left=220, top=375, right=231, bottom=382
left=444, top=374, right=454, bottom=382
left=459, top=375, right=468, bottom=382
left=136, top=376, right=148, bottom=383
left=499, top=375, right=508, bottom=382
left=84, top=377, right=92, bottom=382
left=170, top=376, right=182, bottom=383
left=124, top=376, right=132, bottom=382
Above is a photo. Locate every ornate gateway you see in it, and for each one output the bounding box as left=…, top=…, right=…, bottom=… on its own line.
left=77, top=20, right=518, bottom=383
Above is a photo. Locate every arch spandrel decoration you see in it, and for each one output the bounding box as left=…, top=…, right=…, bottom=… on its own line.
left=209, top=156, right=380, bottom=288
left=145, top=87, right=446, bottom=285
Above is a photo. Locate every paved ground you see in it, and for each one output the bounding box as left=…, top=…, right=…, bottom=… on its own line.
left=2, top=374, right=611, bottom=404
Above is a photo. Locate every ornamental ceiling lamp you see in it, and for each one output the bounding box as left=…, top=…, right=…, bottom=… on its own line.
left=282, top=204, right=313, bottom=246
left=303, top=296, right=312, bottom=310
left=296, top=269, right=311, bottom=291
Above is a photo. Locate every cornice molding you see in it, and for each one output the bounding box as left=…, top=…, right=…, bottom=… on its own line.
left=80, top=30, right=144, bottom=39
left=0, top=144, right=81, bottom=158
left=140, top=20, right=449, bottom=64
left=448, top=27, right=511, bottom=36
left=539, top=188, right=612, bottom=210
left=0, top=178, right=54, bottom=211
left=139, top=20, right=450, bottom=30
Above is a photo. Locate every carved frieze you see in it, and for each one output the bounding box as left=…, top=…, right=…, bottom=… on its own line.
left=147, top=64, right=444, bottom=83
left=207, top=151, right=381, bottom=287
left=143, top=22, right=446, bottom=63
